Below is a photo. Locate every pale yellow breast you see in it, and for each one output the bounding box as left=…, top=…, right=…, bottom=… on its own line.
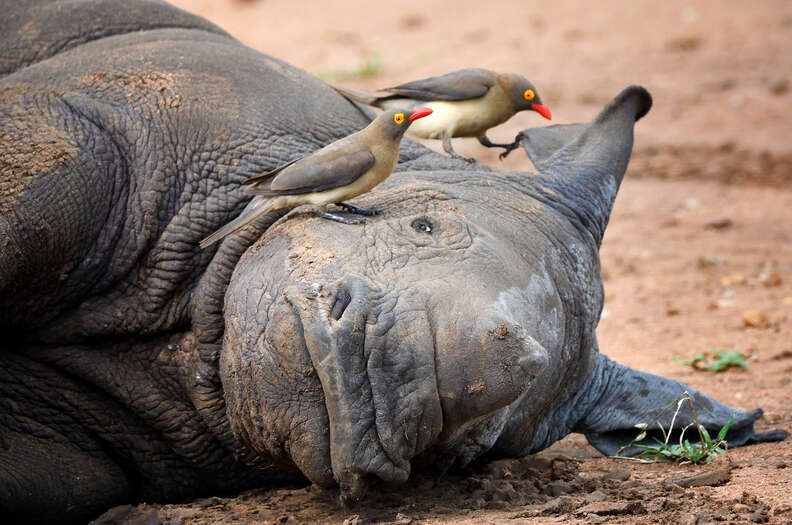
left=407, top=87, right=515, bottom=139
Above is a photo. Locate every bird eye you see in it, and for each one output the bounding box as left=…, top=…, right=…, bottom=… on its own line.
left=523, top=89, right=535, bottom=100
left=394, top=113, right=405, bottom=124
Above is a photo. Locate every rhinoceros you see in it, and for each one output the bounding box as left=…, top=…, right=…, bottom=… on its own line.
left=0, top=0, right=785, bottom=523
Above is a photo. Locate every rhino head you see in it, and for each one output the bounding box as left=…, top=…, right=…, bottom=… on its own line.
left=218, top=87, right=783, bottom=502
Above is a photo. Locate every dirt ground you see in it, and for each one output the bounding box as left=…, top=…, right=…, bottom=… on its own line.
left=96, top=0, right=791, bottom=523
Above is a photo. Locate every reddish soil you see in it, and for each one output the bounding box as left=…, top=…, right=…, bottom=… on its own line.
left=97, top=0, right=792, bottom=522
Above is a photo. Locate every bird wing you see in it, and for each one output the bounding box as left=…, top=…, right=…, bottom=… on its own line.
left=242, top=157, right=300, bottom=186
left=384, top=69, right=494, bottom=101
left=247, top=143, right=375, bottom=196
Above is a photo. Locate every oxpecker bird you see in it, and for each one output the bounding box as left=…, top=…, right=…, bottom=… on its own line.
left=333, top=68, right=551, bottom=162
left=199, top=107, right=433, bottom=248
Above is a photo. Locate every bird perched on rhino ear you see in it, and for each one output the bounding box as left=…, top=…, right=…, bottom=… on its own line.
left=332, top=68, right=551, bottom=162
left=199, top=107, right=433, bottom=249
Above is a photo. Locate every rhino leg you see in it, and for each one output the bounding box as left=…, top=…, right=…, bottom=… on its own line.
left=574, top=354, right=787, bottom=456
left=0, top=354, right=132, bottom=525
left=0, top=88, right=127, bottom=332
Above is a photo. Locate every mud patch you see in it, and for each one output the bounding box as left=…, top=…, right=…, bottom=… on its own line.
left=0, top=86, right=75, bottom=215
left=492, top=323, right=509, bottom=340
left=81, top=71, right=183, bottom=107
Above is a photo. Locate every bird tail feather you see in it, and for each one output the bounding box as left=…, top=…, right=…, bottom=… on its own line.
left=331, top=85, right=384, bottom=107
left=199, top=198, right=274, bottom=249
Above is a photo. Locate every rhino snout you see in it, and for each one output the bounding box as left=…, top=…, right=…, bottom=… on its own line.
left=284, top=276, right=443, bottom=500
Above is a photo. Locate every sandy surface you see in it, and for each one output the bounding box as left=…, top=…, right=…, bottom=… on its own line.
left=97, top=0, right=792, bottom=522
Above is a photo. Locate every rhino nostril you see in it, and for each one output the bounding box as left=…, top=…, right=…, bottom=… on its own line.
left=329, top=289, right=352, bottom=320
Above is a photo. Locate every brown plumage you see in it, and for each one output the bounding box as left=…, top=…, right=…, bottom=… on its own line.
left=333, top=68, right=551, bottom=162
left=199, top=107, right=433, bottom=249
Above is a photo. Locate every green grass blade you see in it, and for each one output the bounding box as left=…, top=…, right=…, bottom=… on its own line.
left=717, top=413, right=736, bottom=442
left=699, top=425, right=712, bottom=447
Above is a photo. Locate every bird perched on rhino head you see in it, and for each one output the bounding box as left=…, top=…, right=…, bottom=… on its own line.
left=199, top=106, right=433, bottom=248
left=332, top=68, right=551, bottom=162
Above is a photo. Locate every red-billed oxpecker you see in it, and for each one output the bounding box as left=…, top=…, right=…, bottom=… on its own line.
left=333, top=68, right=551, bottom=162
left=199, top=107, right=433, bottom=248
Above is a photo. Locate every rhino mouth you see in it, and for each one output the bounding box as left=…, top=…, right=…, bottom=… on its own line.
left=283, top=275, right=443, bottom=504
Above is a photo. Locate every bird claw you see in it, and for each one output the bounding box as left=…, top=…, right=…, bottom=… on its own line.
left=498, top=142, right=521, bottom=160
left=317, top=212, right=366, bottom=225
left=337, top=203, right=381, bottom=216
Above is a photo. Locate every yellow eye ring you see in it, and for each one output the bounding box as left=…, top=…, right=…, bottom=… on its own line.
left=523, top=89, right=535, bottom=101
left=394, top=113, right=405, bottom=124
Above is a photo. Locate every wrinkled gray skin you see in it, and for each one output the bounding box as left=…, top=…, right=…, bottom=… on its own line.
left=0, top=1, right=785, bottom=523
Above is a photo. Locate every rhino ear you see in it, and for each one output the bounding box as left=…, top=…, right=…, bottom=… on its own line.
left=516, top=85, right=651, bottom=174
left=512, top=86, right=652, bottom=246
left=516, top=123, right=589, bottom=172
left=574, top=354, right=787, bottom=457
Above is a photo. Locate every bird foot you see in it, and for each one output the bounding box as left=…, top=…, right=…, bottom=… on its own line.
left=317, top=211, right=366, bottom=225
left=337, top=203, right=382, bottom=216
left=498, top=141, right=521, bottom=160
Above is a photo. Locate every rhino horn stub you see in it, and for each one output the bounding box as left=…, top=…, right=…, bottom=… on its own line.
left=436, top=321, right=550, bottom=443
left=517, top=85, right=652, bottom=245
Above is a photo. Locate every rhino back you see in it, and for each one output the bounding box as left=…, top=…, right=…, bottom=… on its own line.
left=0, top=0, right=228, bottom=76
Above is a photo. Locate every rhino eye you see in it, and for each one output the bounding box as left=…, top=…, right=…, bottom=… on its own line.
left=411, top=217, right=434, bottom=234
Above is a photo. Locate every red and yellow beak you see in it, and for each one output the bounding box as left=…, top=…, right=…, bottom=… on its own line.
left=409, top=106, right=434, bottom=122
left=531, top=103, right=552, bottom=120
